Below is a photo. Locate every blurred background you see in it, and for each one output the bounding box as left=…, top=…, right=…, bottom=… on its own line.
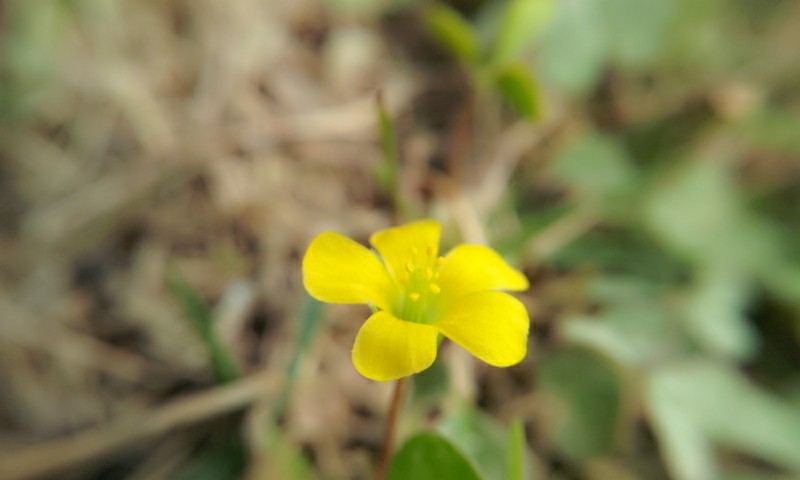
left=1, top=0, right=799, bottom=479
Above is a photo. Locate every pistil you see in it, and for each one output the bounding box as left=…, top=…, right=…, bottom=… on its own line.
left=393, top=245, right=447, bottom=324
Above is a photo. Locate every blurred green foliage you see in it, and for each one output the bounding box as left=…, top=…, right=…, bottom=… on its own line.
left=424, top=0, right=550, bottom=120
left=539, top=348, right=621, bottom=460
left=3, top=0, right=799, bottom=478
left=438, top=404, right=522, bottom=480
left=419, top=0, right=800, bottom=478
left=389, top=432, right=483, bottom=480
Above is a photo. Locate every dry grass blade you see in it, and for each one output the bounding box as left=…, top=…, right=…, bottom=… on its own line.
left=1, top=371, right=278, bottom=480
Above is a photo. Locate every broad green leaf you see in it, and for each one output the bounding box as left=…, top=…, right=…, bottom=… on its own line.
left=644, top=159, right=775, bottom=271
left=539, top=348, right=621, bottom=459
left=552, top=132, right=637, bottom=202
left=647, top=382, right=717, bottom=480
left=437, top=404, right=545, bottom=479
left=388, top=432, right=483, bottom=480
left=646, top=161, right=736, bottom=259
left=536, top=0, right=606, bottom=93
left=603, top=0, right=674, bottom=67
left=491, top=0, right=554, bottom=65
left=561, top=310, right=676, bottom=367
left=682, top=265, right=758, bottom=360
left=551, top=227, right=687, bottom=283
left=438, top=404, right=509, bottom=480
left=495, top=63, right=544, bottom=121
left=586, top=275, right=665, bottom=305
left=646, top=362, right=800, bottom=480
left=424, top=4, right=480, bottom=65
left=563, top=278, right=682, bottom=367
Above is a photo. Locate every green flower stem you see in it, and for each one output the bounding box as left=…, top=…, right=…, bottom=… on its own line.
left=376, top=376, right=408, bottom=480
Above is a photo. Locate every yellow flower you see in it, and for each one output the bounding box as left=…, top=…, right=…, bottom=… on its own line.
left=302, top=220, right=530, bottom=381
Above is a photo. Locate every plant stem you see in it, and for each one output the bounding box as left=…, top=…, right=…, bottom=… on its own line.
left=376, top=376, right=408, bottom=480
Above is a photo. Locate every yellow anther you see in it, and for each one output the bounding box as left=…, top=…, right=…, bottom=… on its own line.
left=424, top=267, right=433, bottom=279
left=409, top=292, right=420, bottom=302
left=399, top=275, right=409, bottom=285
left=436, top=256, right=447, bottom=266
left=426, top=245, right=435, bottom=257
left=405, top=261, right=415, bottom=273
left=411, top=247, right=419, bottom=256
left=429, top=283, right=441, bottom=294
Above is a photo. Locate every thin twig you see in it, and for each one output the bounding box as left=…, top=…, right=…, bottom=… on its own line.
left=376, top=377, right=408, bottom=480
left=1, top=371, right=278, bottom=480
left=523, top=204, right=601, bottom=262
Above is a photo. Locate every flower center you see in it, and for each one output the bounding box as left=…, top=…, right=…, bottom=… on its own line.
left=392, top=245, right=447, bottom=324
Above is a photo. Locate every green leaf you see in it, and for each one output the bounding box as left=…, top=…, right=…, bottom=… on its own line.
left=646, top=384, right=717, bottom=480
left=166, top=266, right=240, bottom=383
left=550, top=227, right=687, bottom=283
left=603, top=0, right=674, bottom=67
left=438, top=404, right=508, bottom=480
left=561, top=310, right=675, bottom=367
left=437, top=404, right=545, bottom=480
left=647, top=362, right=800, bottom=480
left=424, top=4, right=480, bottom=65
left=552, top=132, right=637, bottom=202
left=495, top=63, right=544, bottom=121
left=536, top=0, right=606, bottom=93
left=644, top=159, right=772, bottom=270
left=388, top=432, right=483, bottom=480
left=490, top=0, right=554, bottom=65
left=646, top=160, right=737, bottom=260
left=538, top=348, right=621, bottom=459
left=682, top=265, right=758, bottom=360
left=561, top=277, right=683, bottom=367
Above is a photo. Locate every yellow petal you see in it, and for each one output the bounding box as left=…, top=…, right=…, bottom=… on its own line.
left=437, top=244, right=529, bottom=300
left=352, top=311, right=439, bottom=381
left=436, top=291, right=529, bottom=367
left=303, top=231, right=393, bottom=309
left=370, top=220, right=441, bottom=282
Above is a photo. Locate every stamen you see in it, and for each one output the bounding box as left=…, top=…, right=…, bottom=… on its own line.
left=424, top=267, right=433, bottom=279
left=411, top=247, right=419, bottom=256
left=405, top=261, right=415, bottom=273
left=409, top=292, right=420, bottom=302
left=426, top=245, right=435, bottom=257
left=436, top=256, right=447, bottom=266
left=429, top=284, right=441, bottom=294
